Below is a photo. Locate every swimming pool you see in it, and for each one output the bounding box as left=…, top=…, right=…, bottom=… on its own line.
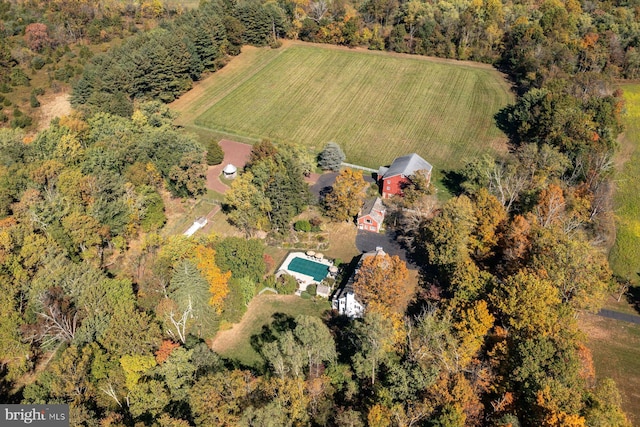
left=287, top=257, right=330, bottom=282
left=277, top=252, right=333, bottom=290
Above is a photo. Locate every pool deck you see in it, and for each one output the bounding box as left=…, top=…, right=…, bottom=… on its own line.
left=277, top=251, right=333, bottom=292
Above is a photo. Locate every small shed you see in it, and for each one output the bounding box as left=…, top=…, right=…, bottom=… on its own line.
left=184, top=217, right=208, bottom=237
left=316, top=283, right=331, bottom=298
left=222, top=164, right=238, bottom=179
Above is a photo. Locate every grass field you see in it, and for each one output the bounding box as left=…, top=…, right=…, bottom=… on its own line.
left=211, top=294, right=331, bottom=369
left=172, top=42, right=513, bottom=171
left=581, top=311, right=640, bottom=424
left=609, top=84, right=640, bottom=284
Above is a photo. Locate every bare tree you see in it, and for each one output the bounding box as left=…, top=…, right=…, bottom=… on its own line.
left=309, top=0, right=329, bottom=23
left=165, top=297, right=193, bottom=344
left=613, top=277, right=630, bottom=303
left=22, top=287, right=80, bottom=347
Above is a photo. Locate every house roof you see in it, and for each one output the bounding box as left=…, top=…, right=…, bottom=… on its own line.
left=359, top=197, right=385, bottom=224
left=381, top=153, right=432, bottom=179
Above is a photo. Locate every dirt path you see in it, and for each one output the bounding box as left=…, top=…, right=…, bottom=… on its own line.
left=36, top=92, right=72, bottom=130
left=210, top=294, right=298, bottom=353
left=206, top=139, right=253, bottom=193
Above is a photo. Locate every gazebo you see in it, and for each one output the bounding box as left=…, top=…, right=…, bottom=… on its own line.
left=222, top=164, right=237, bottom=179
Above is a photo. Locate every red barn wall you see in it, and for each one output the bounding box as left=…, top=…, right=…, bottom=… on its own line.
left=380, top=176, right=410, bottom=198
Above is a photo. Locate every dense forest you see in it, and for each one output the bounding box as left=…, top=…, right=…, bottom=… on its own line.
left=0, top=0, right=636, bottom=425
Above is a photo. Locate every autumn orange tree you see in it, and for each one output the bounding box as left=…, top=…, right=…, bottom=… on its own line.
left=352, top=252, right=412, bottom=314
left=324, top=168, right=367, bottom=222
left=193, top=245, right=231, bottom=313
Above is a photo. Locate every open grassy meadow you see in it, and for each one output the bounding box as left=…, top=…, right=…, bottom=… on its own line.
left=609, top=84, right=640, bottom=284
left=172, top=42, right=513, bottom=171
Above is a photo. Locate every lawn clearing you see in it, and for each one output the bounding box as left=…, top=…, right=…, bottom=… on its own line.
left=609, top=83, right=640, bottom=284
left=580, top=312, right=640, bottom=424
left=173, top=42, right=513, bottom=172
left=211, top=294, right=331, bottom=369
left=160, top=189, right=220, bottom=237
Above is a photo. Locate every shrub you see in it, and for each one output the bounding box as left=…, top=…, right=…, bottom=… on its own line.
left=294, top=219, right=312, bottom=232
left=79, top=46, right=93, bottom=60
left=31, top=56, right=45, bottom=70
left=10, top=68, right=30, bottom=87
left=32, top=88, right=45, bottom=96
left=300, top=291, right=311, bottom=299
left=270, top=39, right=283, bottom=49
left=275, top=274, right=297, bottom=295
left=29, top=93, right=40, bottom=108
left=306, top=284, right=317, bottom=296
left=11, top=115, right=32, bottom=129
left=10, top=109, right=32, bottom=128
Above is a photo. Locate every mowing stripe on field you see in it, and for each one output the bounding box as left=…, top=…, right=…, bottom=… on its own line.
left=190, top=44, right=513, bottom=171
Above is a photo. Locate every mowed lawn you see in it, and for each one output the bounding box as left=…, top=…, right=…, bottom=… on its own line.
left=181, top=42, right=513, bottom=171
left=211, top=294, right=331, bottom=369
left=609, top=83, right=640, bottom=283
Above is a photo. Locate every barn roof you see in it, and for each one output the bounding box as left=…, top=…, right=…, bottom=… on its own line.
left=381, top=153, right=432, bottom=179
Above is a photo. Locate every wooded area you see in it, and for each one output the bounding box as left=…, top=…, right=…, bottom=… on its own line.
left=0, top=0, right=635, bottom=425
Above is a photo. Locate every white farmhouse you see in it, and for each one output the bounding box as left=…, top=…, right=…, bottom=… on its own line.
left=332, top=247, right=386, bottom=318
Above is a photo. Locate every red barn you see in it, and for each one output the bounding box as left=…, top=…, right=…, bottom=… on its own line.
left=378, top=153, right=432, bottom=199
left=357, top=197, right=385, bottom=233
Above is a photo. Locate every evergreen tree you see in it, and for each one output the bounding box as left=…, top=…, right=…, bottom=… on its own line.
left=206, top=140, right=225, bottom=165
left=318, top=142, right=346, bottom=171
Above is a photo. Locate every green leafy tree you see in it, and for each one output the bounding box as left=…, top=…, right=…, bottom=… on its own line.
left=584, top=378, right=631, bottom=427
left=99, top=309, right=162, bottom=357
left=351, top=311, right=396, bottom=385
left=529, top=227, right=611, bottom=312
left=293, top=315, right=336, bottom=377
left=158, top=347, right=195, bottom=401
left=168, top=151, right=207, bottom=197
left=224, top=171, right=272, bottom=235
left=214, top=237, right=266, bottom=282
left=419, top=195, right=476, bottom=276
left=128, top=379, right=170, bottom=418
